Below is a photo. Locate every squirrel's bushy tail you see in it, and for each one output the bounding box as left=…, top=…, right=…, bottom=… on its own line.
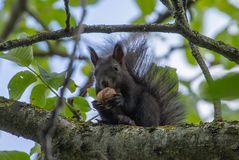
left=122, top=35, right=185, bottom=125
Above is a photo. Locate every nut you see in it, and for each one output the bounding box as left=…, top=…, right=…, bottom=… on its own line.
left=96, top=87, right=116, bottom=102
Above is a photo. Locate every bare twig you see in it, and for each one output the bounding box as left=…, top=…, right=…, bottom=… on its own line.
left=190, top=44, right=222, bottom=121
left=40, top=0, right=87, bottom=159
left=64, top=0, right=71, bottom=31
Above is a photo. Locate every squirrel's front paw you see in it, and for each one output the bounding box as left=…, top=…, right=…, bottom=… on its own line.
left=92, top=100, right=112, bottom=110
left=105, top=93, right=124, bottom=107
left=92, top=100, right=104, bottom=110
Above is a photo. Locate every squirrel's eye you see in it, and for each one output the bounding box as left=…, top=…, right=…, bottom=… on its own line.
left=113, top=65, right=118, bottom=71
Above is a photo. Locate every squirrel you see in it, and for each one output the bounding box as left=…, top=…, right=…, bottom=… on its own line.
left=88, top=35, right=185, bottom=127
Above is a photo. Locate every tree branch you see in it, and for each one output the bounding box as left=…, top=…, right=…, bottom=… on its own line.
left=190, top=43, right=222, bottom=121
left=0, top=24, right=177, bottom=51
left=152, top=0, right=197, bottom=24
left=0, top=96, right=239, bottom=160
left=63, top=0, right=71, bottom=31
left=0, top=23, right=238, bottom=63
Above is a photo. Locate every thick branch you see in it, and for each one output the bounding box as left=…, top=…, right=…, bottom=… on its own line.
left=181, top=28, right=239, bottom=63
left=0, top=96, right=239, bottom=160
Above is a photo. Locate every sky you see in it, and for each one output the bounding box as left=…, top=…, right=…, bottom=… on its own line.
left=0, top=0, right=236, bottom=156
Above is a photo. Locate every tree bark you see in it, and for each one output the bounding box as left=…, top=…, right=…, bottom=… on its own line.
left=0, top=96, right=239, bottom=160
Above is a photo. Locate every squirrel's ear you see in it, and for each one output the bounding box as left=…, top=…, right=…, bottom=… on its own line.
left=113, top=43, right=124, bottom=65
left=88, top=46, right=98, bottom=66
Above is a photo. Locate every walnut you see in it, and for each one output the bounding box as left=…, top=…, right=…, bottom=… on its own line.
left=96, top=87, right=116, bottom=102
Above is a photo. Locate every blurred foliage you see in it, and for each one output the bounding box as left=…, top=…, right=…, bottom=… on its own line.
left=0, top=151, right=30, bottom=160
left=0, top=0, right=239, bottom=158
left=200, top=73, right=239, bottom=100
left=183, top=0, right=239, bottom=122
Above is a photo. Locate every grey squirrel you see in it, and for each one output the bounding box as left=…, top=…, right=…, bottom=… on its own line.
left=88, top=35, right=185, bottom=126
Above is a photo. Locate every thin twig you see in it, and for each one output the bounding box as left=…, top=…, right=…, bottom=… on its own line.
left=190, top=44, right=222, bottom=121
left=40, top=0, right=87, bottom=159
left=64, top=0, right=71, bottom=31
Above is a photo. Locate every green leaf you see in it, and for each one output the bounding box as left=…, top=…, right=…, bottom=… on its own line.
left=199, top=81, right=212, bottom=101
left=44, top=97, right=58, bottom=110
left=38, top=65, right=64, bottom=90
left=30, top=143, right=41, bottom=156
left=87, top=87, right=96, bottom=98
left=73, top=96, right=90, bottom=120
left=222, top=104, right=239, bottom=121
left=184, top=41, right=197, bottom=65
left=44, top=97, right=74, bottom=118
left=149, top=64, right=179, bottom=93
left=180, top=94, right=201, bottom=124
left=210, top=73, right=239, bottom=100
left=0, top=151, right=30, bottom=160
left=38, top=65, right=76, bottom=92
left=68, top=79, right=78, bottom=93
left=135, top=0, right=156, bottom=15
left=30, top=84, right=48, bottom=107
left=0, top=46, right=33, bottom=66
left=82, top=62, right=92, bottom=76
left=190, top=7, right=204, bottom=32
left=131, top=15, right=146, bottom=24
left=200, top=73, right=239, bottom=100
left=61, top=105, right=74, bottom=118
left=8, top=71, right=37, bottom=100
left=32, top=57, right=50, bottom=72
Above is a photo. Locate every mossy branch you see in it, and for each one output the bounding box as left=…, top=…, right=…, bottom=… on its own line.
left=0, top=96, right=239, bottom=160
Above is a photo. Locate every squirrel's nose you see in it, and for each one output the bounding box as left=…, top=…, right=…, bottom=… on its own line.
left=101, top=80, right=109, bottom=88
